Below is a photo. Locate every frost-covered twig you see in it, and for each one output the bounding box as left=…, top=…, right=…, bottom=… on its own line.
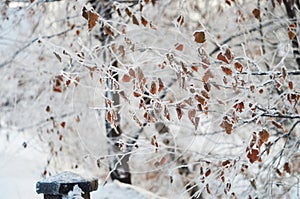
left=283, top=0, right=300, bottom=68
left=240, top=70, right=300, bottom=76
left=0, top=27, right=78, bottom=68
left=256, top=105, right=300, bottom=119
left=261, top=113, right=300, bottom=119
left=260, top=120, right=300, bottom=156
left=209, top=20, right=274, bottom=56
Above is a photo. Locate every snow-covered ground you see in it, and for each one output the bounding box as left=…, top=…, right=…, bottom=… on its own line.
left=0, top=129, right=45, bottom=198
left=0, top=129, right=165, bottom=199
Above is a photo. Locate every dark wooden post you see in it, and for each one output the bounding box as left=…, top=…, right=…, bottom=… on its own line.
left=36, top=171, right=98, bottom=199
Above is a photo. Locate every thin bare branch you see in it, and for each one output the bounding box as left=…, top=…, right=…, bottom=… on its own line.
left=260, top=120, right=300, bottom=156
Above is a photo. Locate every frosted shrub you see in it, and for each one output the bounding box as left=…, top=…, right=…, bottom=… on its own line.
left=1, top=0, right=299, bottom=198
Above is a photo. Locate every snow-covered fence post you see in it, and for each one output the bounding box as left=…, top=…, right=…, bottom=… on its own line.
left=36, top=171, right=98, bottom=199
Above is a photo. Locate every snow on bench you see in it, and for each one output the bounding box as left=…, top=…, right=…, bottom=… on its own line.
left=36, top=171, right=98, bottom=199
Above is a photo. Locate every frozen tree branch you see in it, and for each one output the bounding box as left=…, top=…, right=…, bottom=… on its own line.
left=257, top=0, right=266, bottom=57
left=209, top=21, right=274, bottom=56
left=0, top=28, right=76, bottom=68
left=261, top=113, right=300, bottom=119
left=256, top=105, right=300, bottom=119
left=240, top=70, right=300, bottom=76
left=260, top=120, right=300, bottom=156
left=283, top=0, right=300, bottom=69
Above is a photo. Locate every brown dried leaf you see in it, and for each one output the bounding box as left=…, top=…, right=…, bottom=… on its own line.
left=88, top=10, right=99, bottom=31
left=137, top=67, right=146, bottom=85
left=140, top=3, right=143, bottom=12
left=106, top=111, right=112, bottom=123
left=177, top=15, right=184, bottom=26
left=176, top=106, right=183, bottom=120
left=175, top=43, right=184, bottom=51
left=122, top=74, right=131, bottom=82
left=204, top=83, right=211, bottom=92
left=191, top=65, right=198, bottom=72
left=139, top=99, right=146, bottom=109
left=220, top=120, right=233, bottom=134
left=125, top=7, right=132, bottom=17
left=283, top=162, right=291, bottom=173
left=106, top=99, right=113, bottom=107
left=223, top=76, right=228, bottom=85
left=221, top=66, right=233, bottom=75
left=225, top=48, right=233, bottom=60
left=289, top=23, right=296, bottom=29
left=132, top=114, right=142, bottom=127
left=129, top=68, right=136, bottom=77
left=188, top=109, right=196, bottom=123
left=151, top=0, right=157, bottom=6
left=282, top=66, right=287, bottom=79
left=233, top=101, right=244, bottom=112
left=74, top=76, right=80, bottom=87
left=217, top=52, right=228, bottom=63
left=66, top=79, right=71, bottom=87
left=195, top=94, right=206, bottom=105
left=194, top=117, right=200, bottom=130
left=144, top=112, right=154, bottom=122
left=164, top=106, right=170, bottom=121
left=218, top=48, right=233, bottom=64
left=159, top=156, right=167, bottom=166
left=132, top=15, right=139, bottom=25
left=133, top=91, right=141, bottom=97
left=46, top=106, right=50, bottom=112
left=226, top=183, right=231, bottom=192
left=104, top=25, right=114, bottom=37
left=141, top=16, right=148, bottom=27
left=118, top=45, right=125, bottom=57
left=288, top=81, right=293, bottom=90
left=206, top=184, right=211, bottom=194
left=225, top=0, right=231, bottom=6
left=53, top=86, right=62, bottom=93
left=60, top=121, right=66, bottom=128
left=150, top=81, right=157, bottom=95
left=288, top=30, right=295, bottom=40
left=252, top=8, right=260, bottom=19
left=276, top=168, right=282, bottom=176
left=158, top=78, right=164, bottom=93
left=119, top=90, right=130, bottom=104
left=151, top=135, right=157, bottom=146
left=247, top=149, right=259, bottom=163
left=272, top=121, right=283, bottom=129
left=222, top=160, right=231, bottom=167
left=82, top=6, right=88, bottom=20
left=150, top=21, right=157, bottom=30
left=201, top=90, right=209, bottom=99
left=193, top=31, right=206, bottom=43
left=205, top=169, right=211, bottom=177
left=75, top=115, right=80, bottom=123
left=234, top=62, right=243, bottom=73
left=259, top=129, right=269, bottom=142
left=53, top=52, right=62, bottom=62
left=202, top=69, right=214, bottom=83
left=116, top=8, right=122, bottom=17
